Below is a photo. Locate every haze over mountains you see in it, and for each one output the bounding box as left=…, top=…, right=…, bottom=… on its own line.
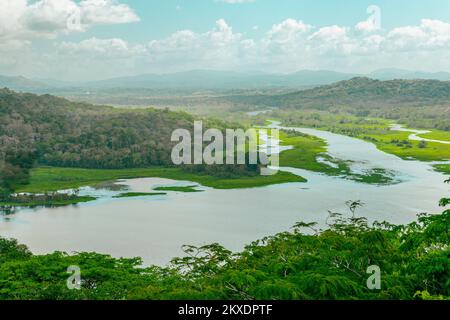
left=2, top=69, right=450, bottom=91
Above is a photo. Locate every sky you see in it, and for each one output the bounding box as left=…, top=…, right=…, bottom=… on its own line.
left=1, top=0, right=450, bottom=81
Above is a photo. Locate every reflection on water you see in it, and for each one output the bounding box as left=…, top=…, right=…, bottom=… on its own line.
left=1, top=126, right=449, bottom=266
left=0, top=206, right=17, bottom=216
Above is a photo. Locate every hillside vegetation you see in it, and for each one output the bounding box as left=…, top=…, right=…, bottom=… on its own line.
left=0, top=89, right=195, bottom=196
left=0, top=89, right=300, bottom=197
left=264, top=111, right=450, bottom=162
left=229, top=78, right=450, bottom=131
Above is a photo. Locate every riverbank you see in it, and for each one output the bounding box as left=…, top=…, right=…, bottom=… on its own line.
left=434, top=164, right=450, bottom=174
left=1, top=204, right=448, bottom=300
left=269, top=113, right=450, bottom=162
left=113, top=192, right=167, bottom=198
left=16, top=166, right=306, bottom=194
left=276, top=129, right=396, bottom=184
left=0, top=194, right=96, bottom=208
left=417, top=129, right=450, bottom=142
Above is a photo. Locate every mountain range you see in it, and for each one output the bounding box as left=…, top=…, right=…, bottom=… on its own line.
left=2, top=69, right=450, bottom=91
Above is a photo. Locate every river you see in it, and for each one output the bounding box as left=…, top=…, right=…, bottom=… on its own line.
left=390, top=124, right=450, bottom=145
left=1, top=124, right=449, bottom=266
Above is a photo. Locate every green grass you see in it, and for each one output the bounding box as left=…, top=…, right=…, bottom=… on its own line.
left=274, top=113, right=450, bottom=162
left=17, top=166, right=306, bottom=193
left=417, top=130, right=450, bottom=142
left=359, top=130, right=450, bottom=161
left=113, top=192, right=167, bottom=198
left=0, top=196, right=96, bottom=207
left=434, top=164, right=450, bottom=175
left=279, top=131, right=331, bottom=172
left=277, top=131, right=396, bottom=184
left=153, top=186, right=202, bottom=193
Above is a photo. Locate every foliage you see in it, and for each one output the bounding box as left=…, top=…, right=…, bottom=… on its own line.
left=0, top=89, right=304, bottom=197
left=228, top=78, right=450, bottom=131
left=0, top=193, right=96, bottom=207
left=153, top=186, right=202, bottom=193
left=0, top=189, right=448, bottom=300
left=278, top=130, right=396, bottom=184
left=264, top=110, right=450, bottom=162
left=16, top=167, right=305, bottom=194
left=112, top=192, right=167, bottom=198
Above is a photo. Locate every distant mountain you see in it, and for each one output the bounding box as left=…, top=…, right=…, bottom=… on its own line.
left=3, top=69, right=450, bottom=91
left=85, top=70, right=360, bottom=89
left=224, top=77, right=450, bottom=109
left=31, top=77, right=83, bottom=88
left=278, top=70, right=360, bottom=86
left=0, top=75, right=47, bottom=90
left=370, top=69, right=450, bottom=81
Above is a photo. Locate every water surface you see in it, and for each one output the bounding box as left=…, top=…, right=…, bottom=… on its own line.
left=1, top=125, right=449, bottom=266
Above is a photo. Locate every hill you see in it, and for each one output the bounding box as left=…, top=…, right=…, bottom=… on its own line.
left=0, top=89, right=283, bottom=196
left=225, top=77, right=450, bottom=109
left=0, top=89, right=196, bottom=195
left=370, top=69, right=450, bottom=81
left=0, top=75, right=47, bottom=90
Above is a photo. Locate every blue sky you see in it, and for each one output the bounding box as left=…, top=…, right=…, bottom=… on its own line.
left=1, top=0, right=450, bottom=80
left=68, top=0, right=450, bottom=41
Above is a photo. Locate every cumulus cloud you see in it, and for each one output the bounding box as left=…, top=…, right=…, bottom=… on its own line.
left=59, top=37, right=146, bottom=58
left=2, top=14, right=450, bottom=80
left=0, top=0, right=139, bottom=40
left=355, top=5, right=381, bottom=33
left=266, top=19, right=312, bottom=44
left=387, top=19, right=450, bottom=50
left=80, top=0, right=140, bottom=25
left=145, top=19, right=246, bottom=70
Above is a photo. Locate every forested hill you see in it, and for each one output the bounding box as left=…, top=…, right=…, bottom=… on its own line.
left=0, top=88, right=197, bottom=168
left=225, top=77, right=450, bottom=110
left=0, top=89, right=198, bottom=194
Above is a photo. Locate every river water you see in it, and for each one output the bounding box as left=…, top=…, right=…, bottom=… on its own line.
left=1, top=124, right=449, bottom=266
left=390, top=124, right=450, bottom=145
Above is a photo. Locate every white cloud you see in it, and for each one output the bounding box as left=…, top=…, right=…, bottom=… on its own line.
left=0, top=0, right=139, bottom=40
left=387, top=19, right=450, bottom=50
left=3, top=15, right=450, bottom=80
left=309, top=25, right=347, bottom=42
left=80, top=0, right=140, bottom=25
left=355, top=5, right=381, bottom=33
left=59, top=37, right=146, bottom=57
left=22, top=0, right=80, bottom=36
left=266, top=19, right=312, bottom=44
left=146, top=19, right=245, bottom=70
left=356, top=19, right=378, bottom=33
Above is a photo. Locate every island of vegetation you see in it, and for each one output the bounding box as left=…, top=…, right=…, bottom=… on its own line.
left=255, top=112, right=450, bottom=164
left=0, top=89, right=305, bottom=206
left=153, top=185, right=203, bottom=193
left=113, top=192, right=167, bottom=198
left=0, top=193, right=96, bottom=208
left=0, top=79, right=449, bottom=300
left=277, top=130, right=396, bottom=184
left=233, top=78, right=450, bottom=165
